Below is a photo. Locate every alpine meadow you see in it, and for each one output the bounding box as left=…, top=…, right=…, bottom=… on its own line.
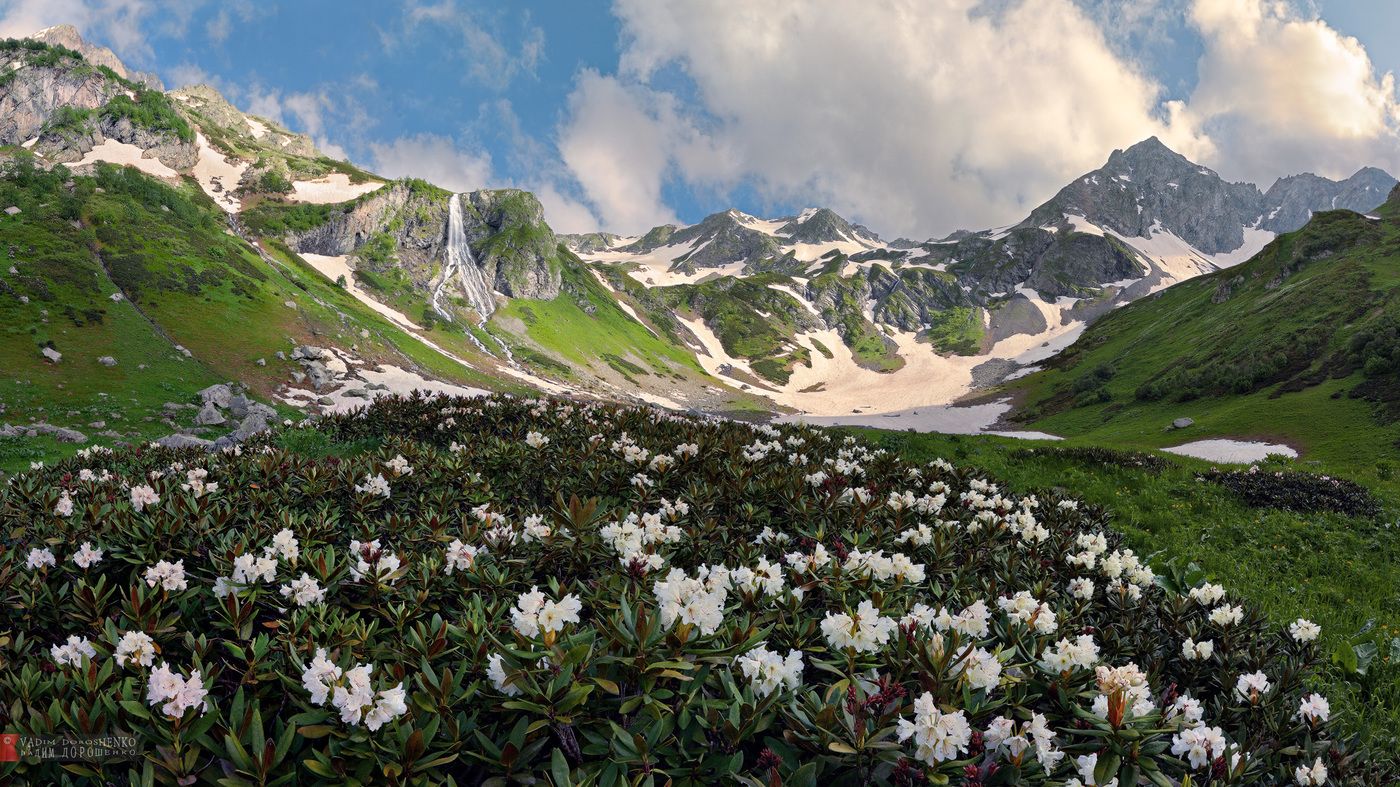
left=3, top=4, right=1400, bottom=786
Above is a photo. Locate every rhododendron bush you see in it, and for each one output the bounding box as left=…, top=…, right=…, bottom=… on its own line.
left=0, top=393, right=1370, bottom=784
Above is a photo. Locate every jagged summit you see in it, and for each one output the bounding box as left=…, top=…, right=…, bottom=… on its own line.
left=28, top=24, right=162, bottom=90
left=1260, top=166, right=1398, bottom=232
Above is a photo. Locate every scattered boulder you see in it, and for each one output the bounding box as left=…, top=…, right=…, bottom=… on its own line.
left=110, top=292, right=124, bottom=302
left=291, top=371, right=306, bottom=384
left=194, top=402, right=226, bottom=426
left=275, top=351, right=286, bottom=361
left=1170, top=417, right=1195, bottom=430
left=292, top=346, right=326, bottom=361
left=41, top=347, right=61, bottom=363
left=198, top=384, right=233, bottom=409
left=156, top=434, right=213, bottom=450
left=4, top=206, right=20, bottom=216
left=97, top=356, right=117, bottom=367
left=317, top=396, right=334, bottom=406
left=343, top=388, right=370, bottom=399
left=227, top=393, right=251, bottom=419
left=305, top=361, right=333, bottom=389
left=231, top=412, right=270, bottom=442
left=256, top=358, right=266, bottom=367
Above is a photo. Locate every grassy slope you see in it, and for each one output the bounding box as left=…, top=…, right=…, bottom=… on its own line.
left=0, top=159, right=526, bottom=472
left=861, top=428, right=1400, bottom=753
left=492, top=254, right=706, bottom=387
left=1006, top=200, right=1400, bottom=489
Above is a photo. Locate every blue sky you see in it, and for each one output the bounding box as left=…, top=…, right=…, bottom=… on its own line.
left=3, top=0, right=1399, bottom=238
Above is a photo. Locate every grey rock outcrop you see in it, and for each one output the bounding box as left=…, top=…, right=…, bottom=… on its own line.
left=1259, top=167, right=1397, bottom=234
left=198, top=384, right=233, bottom=408
left=195, top=402, right=226, bottom=426
left=0, top=47, right=124, bottom=145
left=29, top=25, right=163, bottom=90
left=156, top=433, right=212, bottom=450
left=283, top=183, right=564, bottom=306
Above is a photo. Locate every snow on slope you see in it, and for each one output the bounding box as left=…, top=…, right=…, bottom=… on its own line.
left=74, top=140, right=179, bottom=179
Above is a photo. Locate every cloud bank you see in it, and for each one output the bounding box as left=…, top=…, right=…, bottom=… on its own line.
left=553, top=0, right=1400, bottom=238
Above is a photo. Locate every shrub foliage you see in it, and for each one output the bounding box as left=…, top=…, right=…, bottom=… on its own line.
left=0, top=394, right=1368, bottom=784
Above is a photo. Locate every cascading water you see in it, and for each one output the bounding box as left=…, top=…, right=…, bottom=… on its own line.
left=433, top=194, right=497, bottom=322
left=433, top=193, right=522, bottom=367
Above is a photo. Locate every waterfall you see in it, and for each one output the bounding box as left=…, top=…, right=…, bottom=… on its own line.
left=433, top=193, right=497, bottom=322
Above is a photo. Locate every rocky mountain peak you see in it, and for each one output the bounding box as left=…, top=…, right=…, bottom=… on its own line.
left=778, top=207, right=880, bottom=245
left=28, top=24, right=163, bottom=90
left=1259, top=166, right=1397, bottom=233
left=1025, top=136, right=1264, bottom=254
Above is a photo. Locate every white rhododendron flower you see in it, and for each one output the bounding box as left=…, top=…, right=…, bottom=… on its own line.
left=144, top=560, right=189, bottom=592
left=1295, top=757, right=1328, bottom=786
left=1190, top=583, right=1226, bottom=606
left=270, top=529, right=300, bottom=562
left=960, top=647, right=1003, bottom=693
left=1209, top=604, right=1243, bottom=627
left=1296, top=693, right=1330, bottom=724
left=1234, top=671, right=1272, bottom=703
left=1068, top=577, right=1095, bottom=600
left=1172, top=724, right=1230, bottom=770
left=1182, top=638, right=1214, bottom=661
left=897, top=692, right=971, bottom=765
left=1039, top=634, right=1100, bottom=673
left=653, top=568, right=728, bottom=635
left=525, top=431, right=549, bottom=448
left=443, top=540, right=485, bottom=574
left=280, top=573, right=327, bottom=607
left=1290, top=618, right=1321, bottom=642
left=114, top=631, right=156, bottom=668
left=54, top=491, right=74, bottom=517
left=72, top=541, right=104, bottom=568
left=512, top=587, right=582, bottom=638
left=26, top=547, right=56, bottom=569
left=147, top=663, right=208, bottom=718
left=300, top=648, right=407, bottom=730
left=734, top=643, right=804, bottom=697
left=385, top=455, right=413, bottom=476
left=349, top=540, right=402, bottom=583
left=355, top=473, right=391, bottom=498
left=821, top=599, right=897, bottom=653
left=130, top=484, right=160, bottom=511
left=51, top=635, right=96, bottom=667
left=983, top=713, right=1063, bottom=769
left=181, top=468, right=218, bottom=497
left=487, top=652, right=520, bottom=696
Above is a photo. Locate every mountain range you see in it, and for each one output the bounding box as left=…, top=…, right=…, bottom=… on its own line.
left=1, top=25, right=1397, bottom=452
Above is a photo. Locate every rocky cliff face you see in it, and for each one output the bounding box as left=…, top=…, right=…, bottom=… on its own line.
left=168, top=85, right=317, bottom=158
left=35, top=113, right=197, bottom=170
left=1024, top=136, right=1265, bottom=254
left=29, top=24, right=163, bottom=90
left=285, top=182, right=564, bottom=303
left=1259, top=167, right=1397, bottom=233
left=0, top=47, right=126, bottom=145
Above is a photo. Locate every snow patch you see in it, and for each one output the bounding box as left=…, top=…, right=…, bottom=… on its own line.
left=1163, top=439, right=1297, bottom=463
left=75, top=139, right=179, bottom=179
left=288, top=174, right=383, bottom=204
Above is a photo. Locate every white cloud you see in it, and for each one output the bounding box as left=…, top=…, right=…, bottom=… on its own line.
left=369, top=133, right=494, bottom=192
left=556, top=71, right=686, bottom=231
left=557, top=0, right=1400, bottom=238
left=559, top=0, right=1205, bottom=237
left=1179, top=0, right=1400, bottom=184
